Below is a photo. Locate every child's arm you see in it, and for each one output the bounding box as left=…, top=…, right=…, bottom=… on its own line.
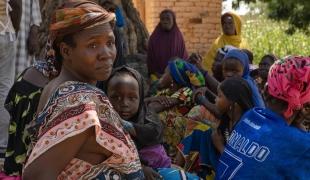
left=132, top=109, right=163, bottom=146
left=146, top=96, right=181, bottom=113
left=197, top=96, right=222, bottom=119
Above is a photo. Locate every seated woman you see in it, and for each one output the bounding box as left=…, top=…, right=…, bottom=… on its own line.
left=147, top=9, right=188, bottom=80
left=146, top=58, right=205, bottom=160
left=105, top=66, right=171, bottom=170
left=22, top=1, right=143, bottom=179
left=2, top=53, right=58, bottom=177
left=177, top=77, right=255, bottom=179
left=216, top=56, right=310, bottom=179
left=202, top=12, right=248, bottom=71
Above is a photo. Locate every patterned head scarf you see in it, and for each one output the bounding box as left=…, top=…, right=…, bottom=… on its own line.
left=268, top=56, right=310, bottom=118
left=168, top=58, right=205, bottom=89
left=50, top=0, right=115, bottom=43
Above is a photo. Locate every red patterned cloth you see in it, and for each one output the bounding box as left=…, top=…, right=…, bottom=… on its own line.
left=268, top=56, right=310, bottom=118
left=24, top=81, right=143, bottom=179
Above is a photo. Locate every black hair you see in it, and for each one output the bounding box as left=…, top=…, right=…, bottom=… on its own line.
left=105, top=66, right=144, bottom=98
left=220, top=77, right=254, bottom=113
left=242, top=49, right=254, bottom=64
left=263, top=84, right=288, bottom=111
left=53, top=33, right=76, bottom=63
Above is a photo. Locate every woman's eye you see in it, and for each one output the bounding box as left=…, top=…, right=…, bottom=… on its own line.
left=107, top=40, right=115, bottom=47
left=88, top=43, right=97, bottom=49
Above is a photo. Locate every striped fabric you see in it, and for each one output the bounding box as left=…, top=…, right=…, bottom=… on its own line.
left=15, top=0, right=41, bottom=77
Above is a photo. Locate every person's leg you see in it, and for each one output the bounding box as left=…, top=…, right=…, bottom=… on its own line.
left=0, top=34, right=16, bottom=165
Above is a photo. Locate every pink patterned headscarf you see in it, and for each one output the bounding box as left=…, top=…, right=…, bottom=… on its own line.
left=268, top=56, right=310, bottom=119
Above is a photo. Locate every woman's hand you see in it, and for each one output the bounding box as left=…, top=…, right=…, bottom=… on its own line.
left=142, top=166, right=163, bottom=180
left=211, top=128, right=225, bottom=154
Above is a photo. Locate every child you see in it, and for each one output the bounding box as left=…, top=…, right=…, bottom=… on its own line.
left=250, top=53, right=277, bottom=93
left=221, top=49, right=265, bottom=108
left=106, top=66, right=171, bottom=169
left=178, top=77, right=255, bottom=179
left=216, top=55, right=310, bottom=179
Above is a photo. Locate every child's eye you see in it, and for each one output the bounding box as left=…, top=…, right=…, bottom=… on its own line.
left=129, top=97, right=137, bottom=101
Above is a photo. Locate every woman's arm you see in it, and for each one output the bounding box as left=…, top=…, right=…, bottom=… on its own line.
left=23, top=127, right=111, bottom=180
left=204, top=74, right=220, bottom=95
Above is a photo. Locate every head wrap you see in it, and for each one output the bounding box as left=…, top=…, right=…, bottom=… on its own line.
left=268, top=56, right=310, bottom=118
left=50, top=0, right=115, bottom=44
left=168, top=58, right=205, bottom=89
left=223, top=49, right=265, bottom=107
left=218, top=45, right=237, bottom=57
left=147, top=9, right=188, bottom=75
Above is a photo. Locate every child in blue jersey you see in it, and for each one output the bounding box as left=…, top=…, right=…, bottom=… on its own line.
left=216, top=56, right=310, bottom=179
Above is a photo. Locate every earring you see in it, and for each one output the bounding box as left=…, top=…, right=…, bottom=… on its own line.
left=170, top=81, right=174, bottom=88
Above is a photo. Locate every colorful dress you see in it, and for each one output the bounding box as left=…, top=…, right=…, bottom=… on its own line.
left=24, top=81, right=143, bottom=179
left=156, top=87, right=193, bottom=160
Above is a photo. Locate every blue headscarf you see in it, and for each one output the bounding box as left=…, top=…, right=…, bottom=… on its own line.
left=168, top=58, right=205, bottom=89
left=223, top=49, right=265, bottom=107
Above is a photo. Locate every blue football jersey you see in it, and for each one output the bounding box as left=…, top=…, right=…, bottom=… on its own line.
left=216, top=108, right=310, bottom=180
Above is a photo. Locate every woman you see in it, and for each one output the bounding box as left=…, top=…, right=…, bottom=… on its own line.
left=2, top=53, right=58, bottom=176
left=147, top=9, right=188, bottom=80
left=177, top=77, right=255, bottom=179
left=146, top=58, right=205, bottom=160
left=22, top=1, right=143, bottom=179
left=202, top=12, right=248, bottom=71
left=216, top=56, right=310, bottom=179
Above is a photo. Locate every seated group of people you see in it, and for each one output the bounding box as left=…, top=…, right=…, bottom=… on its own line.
left=0, top=0, right=309, bottom=180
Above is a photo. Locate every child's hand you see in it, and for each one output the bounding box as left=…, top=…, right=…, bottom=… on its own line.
left=142, top=166, right=163, bottom=180
left=189, top=53, right=203, bottom=70
left=121, top=120, right=136, bottom=136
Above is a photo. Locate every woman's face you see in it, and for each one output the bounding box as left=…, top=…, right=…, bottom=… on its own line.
left=61, top=23, right=116, bottom=83
left=160, top=12, right=174, bottom=31
left=222, top=15, right=236, bottom=35
left=222, top=58, right=244, bottom=79
left=107, top=74, right=140, bottom=120
left=215, top=87, right=231, bottom=115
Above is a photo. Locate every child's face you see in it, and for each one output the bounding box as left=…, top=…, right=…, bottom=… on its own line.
left=107, top=75, right=140, bottom=120
left=222, top=58, right=244, bottom=79
left=215, top=87, right=231, bottom=115
left=259, top=57, right=274, bottom=70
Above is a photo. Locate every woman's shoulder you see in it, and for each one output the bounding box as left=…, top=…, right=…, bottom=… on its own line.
left=54, top=81, right=106, bottom=98
left=39, top=81, right=111, bottom=116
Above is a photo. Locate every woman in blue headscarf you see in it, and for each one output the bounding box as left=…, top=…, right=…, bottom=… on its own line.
left=221, top=49, right=265, bottom=107
left=146, top=58, right=205, bottom=161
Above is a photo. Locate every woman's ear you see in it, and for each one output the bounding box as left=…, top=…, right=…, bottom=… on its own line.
left=59, top=42, right=72, bottom=63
